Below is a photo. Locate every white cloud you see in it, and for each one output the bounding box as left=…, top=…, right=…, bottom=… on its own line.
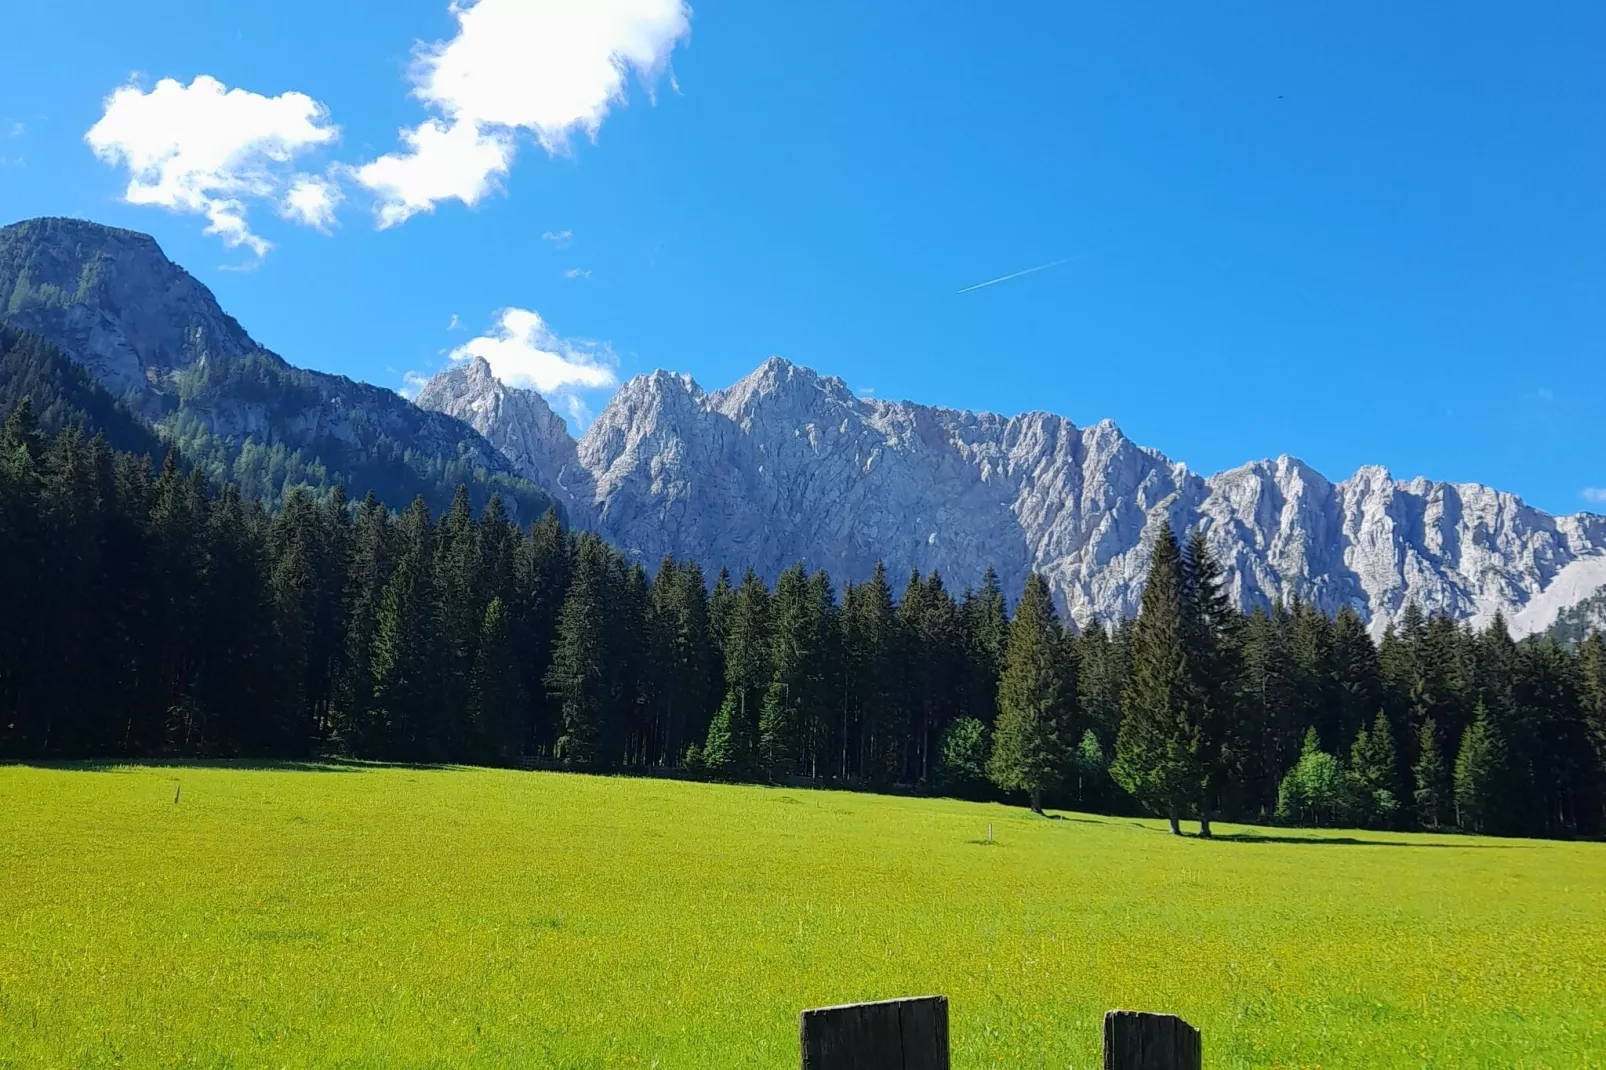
left=542, top=229, right=574, bottom=247
left=565, top=267, right=592, bottom=279
left=452, top=308, right=617, bottom=396
left=448, top=313, right=461, bottom=331
left=356, top=0, right=691, bottom=226
left=565, top=395, right=596, bottom=428
left=85, top=75, right=339, bottom=256
left=1583, top=488, right=1606, bottom=505
left=280, top=173, right=342, bottom=229
left=353, top=117, right=514, bottom=228
left=399, top=370, right=433, bottom=399
left=7, top=121, right=22, bottom=138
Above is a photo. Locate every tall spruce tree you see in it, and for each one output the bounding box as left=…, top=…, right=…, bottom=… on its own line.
left=1454, top=702, right=1504, bottom=834
left=470, top=596, right=523, bottom=762
left=1114, top=524, right=1199, bottom=834
left=987, top=572, right=1075, bottom=813
left=1181, top=529, right=1241, bottom=835
left=545, top=533, right=622, bottom=768
left=1350, top=711, right=1400, bottom=828
left=1413, top=718, right=1449, bottom=831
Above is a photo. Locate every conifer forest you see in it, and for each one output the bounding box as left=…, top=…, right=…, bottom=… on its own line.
left=3, top=399, right=1604, bottom=842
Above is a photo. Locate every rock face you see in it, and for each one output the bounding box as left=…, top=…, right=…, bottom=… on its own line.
left=420, top=356, right=1606, bottom=636
left=0, top=217, right=555, bottom=518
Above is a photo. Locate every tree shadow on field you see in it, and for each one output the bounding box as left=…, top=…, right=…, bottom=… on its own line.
left=5, top=758, right=449, bottom=774
left=1212, top=831, right=1531, bottom=850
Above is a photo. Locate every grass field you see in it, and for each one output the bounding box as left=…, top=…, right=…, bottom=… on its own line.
left=1, top=764, right=1602, bottom=1068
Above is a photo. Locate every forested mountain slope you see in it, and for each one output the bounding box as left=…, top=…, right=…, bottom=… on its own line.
left=0, top=217, right=556, bottom=517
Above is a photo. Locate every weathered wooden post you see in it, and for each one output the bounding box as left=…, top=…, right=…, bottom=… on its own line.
left=1102, top=1010, right=1202, bottom=1070
left=800, top=995, right=949, bottom=1069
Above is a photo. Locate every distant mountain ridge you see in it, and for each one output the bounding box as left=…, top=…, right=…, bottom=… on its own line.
left=0, top=217, right=556, bottom=518
left=419, top=356, right=1606, bottom=637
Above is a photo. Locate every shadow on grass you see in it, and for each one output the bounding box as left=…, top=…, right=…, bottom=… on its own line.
left=1211, top=831, right=1531, bottom=849
left=3, top=758, right=451, bottom=774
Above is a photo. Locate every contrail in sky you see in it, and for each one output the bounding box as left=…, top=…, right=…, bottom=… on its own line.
left=956, top=256, right=1077, bottom=294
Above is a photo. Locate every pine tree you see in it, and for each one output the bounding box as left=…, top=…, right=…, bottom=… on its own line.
left=1349, top=711, right=1400, bottom=828
left=333, top=493, right=391, bottom=755
left=987, top=572, right=1075, bottom=813
left=703, top=690, right=752, bottom=776
left=371, top=497, right=442, bottom=760
left=1181, top=529, right=1241, bottom=835
left=1113, top=524, right=1198, bottom=834
left=545, top=533, right=622, bottom=768
left=1413, top=718, right=1449, bottom=830
left=757, top=679, right=797, bottom=779
left=1455, top=702, right=1505, bottom=834
left=470, top=596, right=523, bottom=762
left=961, top=567, right=1009, bottom=726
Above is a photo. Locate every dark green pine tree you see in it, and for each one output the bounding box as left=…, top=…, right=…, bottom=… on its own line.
left=1454, top=702, right=1505, bottom=834
left=1181, top=529, right=1242, bottom=836
left=1076, top=622, right=1127, bottom=751
left=847, top=562, right=900, bottom=781
left=703, top=691, right=751, bottom=776
left=1349, top=711, right=1400, bottom=828
left=1583, top=633, right=1606, bottom=826
left=960, top=567, right=1008, bottom=726
left=511, top=508, right=571, bottom=755
left=1240, top=604, right=1301, bottom=819
left=434, top=485, right=484, bottom=759
left=545, top=532, right=621, bottom=768
left=267, top=490, right=320, bottom=753
left=800, top=569, right=841, bottom=778
left=713, top=569, right=772, bottom=776
left=470, top=596, right=524, bottom=762
left=987, top=572, right=1075, bottom=814
left=1113, top=523, right=1199, bottom=834
left=760, top=563, right=815, bottom=779
left=0, top=400, right=44, bottom=754
left=371, top=496, right=442, bottom=760
left=333, top=493, right=391, bottom=755
left=1413, top=717, right=1450, bottom=831
left=1332, top=606, right=1383, bottom=750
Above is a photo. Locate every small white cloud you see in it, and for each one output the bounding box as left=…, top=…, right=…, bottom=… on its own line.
left=279, top=173, right=342, bottom=229
left=566, top=395, right=594, bottom=427
left=399, top=370, right=433, bottom=399
left=447, top=313, right=461, bottom=331
left=7, top=121, right=22, bottom=138
left=564, top=267, right=592, bottom=279
left=355, top=0, right=691, bottom=226
left=85, top=75, right=340, bottom=255
left=450, top=307, right=616, bottom=394
left=858, top=387, right=876, bottom=397
left=353, top=117, right=513, bottom=228
left=542, top=229, right=573, bottom=247
left=1582, top=488, right=1606, bottom=505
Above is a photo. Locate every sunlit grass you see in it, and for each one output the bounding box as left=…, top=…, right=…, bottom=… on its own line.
left=1, top=763, right=1602, bottom=1067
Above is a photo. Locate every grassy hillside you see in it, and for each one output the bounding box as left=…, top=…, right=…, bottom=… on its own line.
left=0, top=764, right=1601, bottom=1067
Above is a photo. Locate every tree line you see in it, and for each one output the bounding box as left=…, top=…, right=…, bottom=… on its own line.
left=2, top=402, right=1604, bottom=840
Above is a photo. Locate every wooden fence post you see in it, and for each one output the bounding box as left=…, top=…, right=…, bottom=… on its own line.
left=799, top=995, right=949, bottom=1070
left=1102, top=1010, right=1201, bottom=1070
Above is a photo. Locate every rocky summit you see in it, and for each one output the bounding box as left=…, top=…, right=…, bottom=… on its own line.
left=419, top=356, right=1606, bottom=636
left=0, top=217, right=556, bottom=519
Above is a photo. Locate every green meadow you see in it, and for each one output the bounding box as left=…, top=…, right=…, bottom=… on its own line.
left=1, top=764, right=1602, bottom=1068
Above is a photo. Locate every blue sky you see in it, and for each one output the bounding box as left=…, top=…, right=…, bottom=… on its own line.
left=2, top=1, right=1602, bottom=514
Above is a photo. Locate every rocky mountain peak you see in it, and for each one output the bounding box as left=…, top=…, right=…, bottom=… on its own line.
left=427, top=353, right=1606, bottom=637
left=0, top=217, right=256, bottom=395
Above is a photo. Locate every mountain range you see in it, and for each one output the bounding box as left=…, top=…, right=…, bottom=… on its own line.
left=3, top=216, right=1603, bottom=637
left=418, top=357, right=1606, bottom=639
left=0, top=217, right=556, bottom=519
